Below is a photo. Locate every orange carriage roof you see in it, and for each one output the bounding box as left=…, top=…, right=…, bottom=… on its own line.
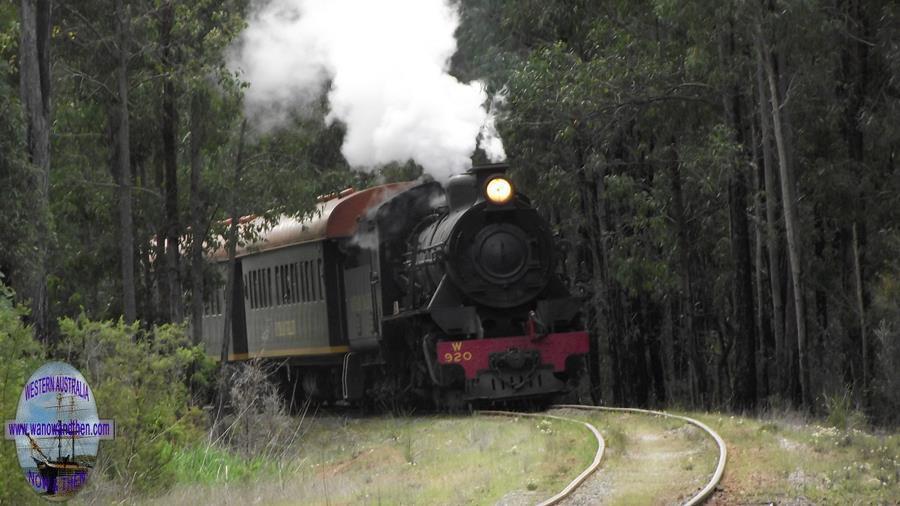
left=209, top=181, right=416, bottom=261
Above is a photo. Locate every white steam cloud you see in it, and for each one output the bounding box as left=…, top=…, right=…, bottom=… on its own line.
left=230, top=0, right=506, bottom=179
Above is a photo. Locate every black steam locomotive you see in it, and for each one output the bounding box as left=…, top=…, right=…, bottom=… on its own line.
left=202, top=164, right=590, bottom=407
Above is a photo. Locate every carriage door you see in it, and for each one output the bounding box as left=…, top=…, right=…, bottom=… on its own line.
left=343, top=224, right=381, bottom=349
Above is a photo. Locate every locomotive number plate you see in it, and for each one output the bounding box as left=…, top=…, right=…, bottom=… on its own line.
left=442, top=341, right=472, bottom=363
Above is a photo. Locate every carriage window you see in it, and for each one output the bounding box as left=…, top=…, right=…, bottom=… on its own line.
left=258, top=269, right=265, bottom=308
left=254, top=270, right=261, bottom=309
left=290, top=265, right=296, bottom=304
left=304, top=261, right=311, bottom=302
left=247, top=271, right=253, bottom=309
left=265, top=268, right=272, bottom=307
left=297, top=262, right=309, bottom=302
left=283, top=265, right=290, bottom=305
left=309, top=260, right=316, bottom=301
left=283, top=265, right=290, bottom=304
left=274, top=266, right=281, bottom=306
left=257, top=269, right=263, bottom=308
left=298, top=261, right=305, bottom=302
left=254, top=269, right=262, bottom=309
left=259, top=269, right=265, bottom=308
left=261, top=269, right=272, bottom=307
left=249, top=271, right=256, bottom=309
left=317, top=259, right=324, bottom=300
left=290, top=263, right=299, bottom=304
left=205, top=288, right=219, bottom=316
left=277, top=265, right=285, bottom=304
left=241, top=260, right=326, bottom=308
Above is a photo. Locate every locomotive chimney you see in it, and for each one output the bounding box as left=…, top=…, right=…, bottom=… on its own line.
left=446, top=173, right=478, bottom=211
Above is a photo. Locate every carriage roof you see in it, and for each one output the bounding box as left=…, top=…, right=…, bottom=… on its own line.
left=209, top=181, right=416, bottom=261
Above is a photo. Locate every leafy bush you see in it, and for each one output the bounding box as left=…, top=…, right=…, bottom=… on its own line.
left=0, top=283, right=43, bottom=505
left=216, top=360, right=301, bottom=458
left=55, top=315, right=214, bottom=494
left=823, top=389, right=867, bottom=432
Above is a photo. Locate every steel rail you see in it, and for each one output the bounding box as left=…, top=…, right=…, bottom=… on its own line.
left=552, top=404, right=727, bottom=506
left=477, top=410, right=605, bottom=506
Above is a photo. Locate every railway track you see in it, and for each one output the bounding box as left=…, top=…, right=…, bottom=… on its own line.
left=479, top=405, right=727, bottom=506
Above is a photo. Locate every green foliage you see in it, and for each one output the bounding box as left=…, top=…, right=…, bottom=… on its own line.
left=165, top=444, right=275, bottom=485
left=0, top=3, right=18, bottom=70
left=55, top=316, right=214, bottom=493
left=453, top=0, right=900, bottom=415
left=0, top=59, right=34, bottom=293
left=0, top=283, right=43, bottom=504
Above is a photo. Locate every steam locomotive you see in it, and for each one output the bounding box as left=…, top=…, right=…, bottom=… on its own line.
left=202, top=164, right=591, bottom=407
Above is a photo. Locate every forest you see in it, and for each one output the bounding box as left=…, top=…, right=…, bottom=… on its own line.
left=1, top=0, right=899, bottom=449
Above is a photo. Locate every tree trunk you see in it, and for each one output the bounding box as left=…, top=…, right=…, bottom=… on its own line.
left=115, top=0, right=136, bottom=324
left=189, top=90, right=208, bottom=346
left=759, top=33, right=810, bottom=407
left=727, top=159, right=758, bottom=412
left=750, top=120, right=770, bottom=401
left=18, top=0, right=52, bottom=340
left=720, top=23, right=757, bottom=411
left=813, top=205, right=828, bottom=339
left=595, top=160, right=624, bottom=405
left=839, top=0, right=870, bottom=399
left=216, top=120, right=247, bottom=423
left=662, top=297, right=676, bottom=397
left=754, top=45, right=786, bottom=395
left=668, top=146, right=707, bottom=407
left=852, top=223, right=867, bottom=394
left=160, top=1, right=182, bottom=323
left=580, top=151, right=615, bottom=404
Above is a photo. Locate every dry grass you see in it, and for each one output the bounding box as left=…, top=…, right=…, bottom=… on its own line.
left=691, top=411, right=900, bottom=505
left=551, top=409, right=718, bottom=505
left=81, top=413, right=595, bottom=506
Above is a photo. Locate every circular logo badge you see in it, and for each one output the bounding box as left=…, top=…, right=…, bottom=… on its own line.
left=6, top=362, right=114, bottom=501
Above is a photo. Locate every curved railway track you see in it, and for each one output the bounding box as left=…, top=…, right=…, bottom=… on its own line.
left=478, top=405, right=728, bottom=506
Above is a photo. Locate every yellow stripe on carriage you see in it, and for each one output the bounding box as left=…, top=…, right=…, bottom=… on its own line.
left=226, top=345, right=351, bottom=361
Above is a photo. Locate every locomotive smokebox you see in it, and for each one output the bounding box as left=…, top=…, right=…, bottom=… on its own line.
left=407, top=163, right=554, bottom=309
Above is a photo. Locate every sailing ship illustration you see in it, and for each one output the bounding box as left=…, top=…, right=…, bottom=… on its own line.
left=24, top=392, right=94, bottom=499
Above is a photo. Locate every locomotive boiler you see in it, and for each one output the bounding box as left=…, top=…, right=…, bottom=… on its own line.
left=202, top=163, right=591, bottom=407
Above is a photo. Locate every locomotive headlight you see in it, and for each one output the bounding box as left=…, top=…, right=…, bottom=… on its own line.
left=485, top=177, right=513, bottom=204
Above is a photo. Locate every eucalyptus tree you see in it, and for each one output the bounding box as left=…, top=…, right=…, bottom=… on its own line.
left=16, top=0, right=52, bottom=338
left=454, top=0, right=899, bottom=416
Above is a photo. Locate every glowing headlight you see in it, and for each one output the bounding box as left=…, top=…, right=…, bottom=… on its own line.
left=485, top=177, right=513, bottom=204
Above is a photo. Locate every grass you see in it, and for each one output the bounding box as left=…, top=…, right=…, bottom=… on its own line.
left=688, top=411, right=900, bottom=504
left=555, top=407, right=899, bottom=505
left=72, top=406, right=899, bottom=505
left=165, top=444, right=279, bottom=485
left=552, top=409, right=719, bottom=505
left=101, top=413, right=596, bottom=505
